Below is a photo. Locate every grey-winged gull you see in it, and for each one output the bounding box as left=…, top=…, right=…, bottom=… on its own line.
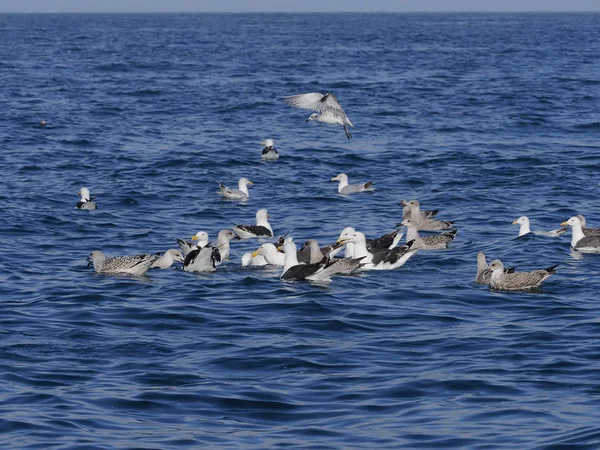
left=337, top=231, right=416, bottom=270
left=575, top=214, right=600, bottom=237
left=475, top=251, right=516, bottom=285
left=76, top=187, right=97, bottom=210
left=331, top=173, right=374, bottom=194
left=218, top=178, right=253, bottom=200
left=284, top=92, right=354, bottom=139
left=561, top=216, right=600, bottom=252
left=404, top=200, right=454, bottom=230
left=400, top=218, right=457, bottom=250
left=513, top=216, right=567, bottom=237
left=87, top=251, right=159, bottom=276
left=261, top=139, right=279, bottom=161
left=487, top=259, right=558, bottom=291
left=233, top=208, right=273, bottom=239
left=151, top=249, right=184, bottom=269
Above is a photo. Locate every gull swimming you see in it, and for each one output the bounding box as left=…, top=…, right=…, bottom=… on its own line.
left=215, top=230, right=238, bottom=261
left=576, top=214, right=600, bottom=237
left=404, top=200, right=454, bottom=230
left=261, top=139, right=279, bottom=161
left=218, top=178, right=253, bottom=200
left=151, top=249, right=184, bottom=269
left=486, top=259, right=558, bottom=291
left=284, top=92, right=354, bottom=139
left=252, top=243, right=286, bottom=266
left=87, top=251, right=159, bottom=276
left=513, top=216, right=567, bottom=237
left=399, top=200, right=438, bottom=220
left=177, top=231, right=209, bottom=256
left=300, top=239, right=364, bottom=275
left=280, top=238, right=359, bottom=282
left=400, top=218, right=457, bottom=250
left=331, top=173, right=374, bottom=194
left=76, top=187, right=97, bottom=210
left=233, top=208, right=273, bottom=239
left=337, top=227, right=404, bottom=259
left=475, top=251, right=516, bottom=285
left=337, top=231, right=416, bottom=270
left=561, top=216, right=600, bottom=252
left=183, top=244, right=221, bottom=273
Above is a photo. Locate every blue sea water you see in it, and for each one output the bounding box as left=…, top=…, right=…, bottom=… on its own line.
left=1, top=12, right=600, bottom=449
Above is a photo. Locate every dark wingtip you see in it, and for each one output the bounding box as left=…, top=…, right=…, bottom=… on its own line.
left=545, top=264, right=559, bottom=273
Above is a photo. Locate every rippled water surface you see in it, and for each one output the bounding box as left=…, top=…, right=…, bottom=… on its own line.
left=1, top=13, right=600, bottom=449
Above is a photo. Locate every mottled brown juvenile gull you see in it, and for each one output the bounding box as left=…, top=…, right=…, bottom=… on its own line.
left=76, top=187, right=97, bottom=210
left=575, top=214, right=600, bottom=237
left=331, top=173, right=374, bottom=194
left=487, top=259, right=558, bottom=291
left=87, top=251, right=159, bottom=276
left=399, top=200, right=438, bottom=220
left=233, top=209, right=273, bottom=239
left=561, top=216, right=600, bottom=252
left=475, top=251, right=516, bottom=285
left=151, top=249, right=184, bottom=269
left=337, top=231, right=416, bottom=270
left=404, top=200, right=454, bottom=230
left=218, top=178, right=253, bottom=200
left=284, top=92, right=354, bottom=139
left=400, top=218, right=457, bottom=250
left=260, top=139, right=279, bottom=161
left=513, top=216, right=567, bottom=237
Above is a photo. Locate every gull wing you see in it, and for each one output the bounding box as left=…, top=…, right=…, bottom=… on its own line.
left=284, top=92, right=346, bottom=113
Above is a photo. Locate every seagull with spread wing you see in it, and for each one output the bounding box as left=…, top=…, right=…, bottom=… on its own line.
left=284, top=92, right=354, bottom=139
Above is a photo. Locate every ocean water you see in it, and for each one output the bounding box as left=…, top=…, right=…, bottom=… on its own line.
left=1, top=12, right=600, bottom=449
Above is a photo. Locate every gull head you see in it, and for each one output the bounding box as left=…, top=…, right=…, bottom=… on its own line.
left=488, top=259, right=505, bottom=273
left=331, top=173, right=348, bottom=183
left=337, top=227, right=356, bottom=242
left=239, top=177, right=253, bottom=187
left=218, top=230, right=238, bottom=241
left=407, top=199, right=420, bottom=209
left=261, top=139, right=274, bottom=148
left=79, top=187, right=91, bottom=201
left=306, top=113, right=319, bottom=122
left=87, top=251, right=105, bottom=268
left=256, top=208, right=270, bottom=221
left=165, top=249, right=184, bottom=263
left=191, top=231, right=209, bottom=247
left=337, top=231, right=363, bottom=245
left=282, top=237, right=296, bottom=255
left=561, top=216, right=582, bottom=228
left=399, top=218, right=416, bottom=228
left=513, top=216, right=529, bottom=226
left=399, top=199, right=409, bottom=206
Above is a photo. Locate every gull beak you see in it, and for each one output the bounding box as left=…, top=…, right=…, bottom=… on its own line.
left=251, top=250, right=260, bottom=258
left=260, top=141, right=265, bottom=146
left=277, top=245, right=283, bottom=251
left=267, top=214, right=271, bottom=219
left=336, top=238, right=347, bottom=245
left=512, top=221, right=518, bottom=225
left=192, top=235, right=199, bottom=241
left=248, top=181, right=254, bottom=185
left=331, top=177, right=338, bottom=181
left=560, top=221, right=568, bottom=226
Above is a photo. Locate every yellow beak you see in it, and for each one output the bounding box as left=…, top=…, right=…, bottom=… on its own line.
left=336, top=239, right=347, bottom=244
left=560, top=221, right=568, bottom=226
left=512, top=221, right=518, bottom=225
left=248, top=181, right=254, bottom=185
left=192, top=235, right=199, bottom=241
left=251, top=250, right=260, bottom=258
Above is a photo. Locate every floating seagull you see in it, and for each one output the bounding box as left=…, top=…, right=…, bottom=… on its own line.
left=151, top=249, right=184, bottom=269
left=261, top=139, right=279, bottom=161
left=177, top=231, right=209, bottom=256
left=87, top=251, right=159, bottom=276
left=486, top=259, right=558, bottom=291
left=280, top=238, right=359, bottom=282
left=218, top=178, right=253, bottom=200
left=284, top=92, right=354, bottom=139
left=475, top=251, right=516, bottom=285
left=183, top=244, right=221, bottom=273
left=233, top=209, right=273, bottom=239
left=513, top=216, right=567, bottom=237
left=215, top=230, right=238, bottom=261
left=337, top=231, right=416, bottom=270
left=252, top=243, right=286, bottom=266
left=331, top=173, right=374, bottom=194
left=404, top=200, right=454, bottom=230
left=400, top=219, right=457, bottom=250
left=299, top=239, right=328, bottom=264
left=576, top=214, right=600, bottom=237
left=561, top=216, right=600, bottom=252
left=76, top=187, right=97, bottom=210
left=399, top=200, right=438, bottom=220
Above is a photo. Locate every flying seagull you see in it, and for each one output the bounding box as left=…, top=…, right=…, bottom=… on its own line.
left=284, top=92, right=354, bottom=139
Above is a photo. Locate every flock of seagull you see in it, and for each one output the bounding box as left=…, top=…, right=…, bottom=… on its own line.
left=80, top=92, right=600, bottom=291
